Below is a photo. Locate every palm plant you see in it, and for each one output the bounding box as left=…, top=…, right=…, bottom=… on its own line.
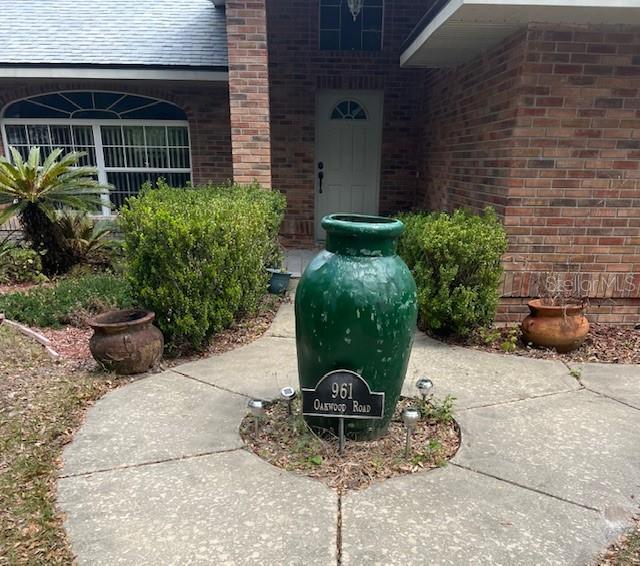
left=0, top=147, right=111, bottom=275
left=56, top=210, right=116, bottom=265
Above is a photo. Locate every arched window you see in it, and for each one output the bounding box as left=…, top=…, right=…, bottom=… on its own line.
left=330, top=100, right=368, bottom=120
left=2, top=91, right=192, bottom=213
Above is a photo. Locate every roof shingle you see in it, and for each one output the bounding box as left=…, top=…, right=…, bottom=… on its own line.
left=0, top=0, right=227, bottom=69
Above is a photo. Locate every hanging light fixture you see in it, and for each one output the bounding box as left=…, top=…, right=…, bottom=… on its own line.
left=347, top=0, right=364, bottom=21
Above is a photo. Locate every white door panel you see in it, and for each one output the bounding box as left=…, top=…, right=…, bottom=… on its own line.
left=315, top=90, right=383, bottom=241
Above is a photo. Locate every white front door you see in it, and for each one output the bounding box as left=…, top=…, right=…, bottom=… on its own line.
left=315, top=90, right=383, bottom=241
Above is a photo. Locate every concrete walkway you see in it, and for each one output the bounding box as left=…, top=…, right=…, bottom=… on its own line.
left=58, top=299, right=640, bottom=565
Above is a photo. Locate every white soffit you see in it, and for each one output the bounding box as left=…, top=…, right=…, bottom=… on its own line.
left=401, top=0, right=640, bottom=68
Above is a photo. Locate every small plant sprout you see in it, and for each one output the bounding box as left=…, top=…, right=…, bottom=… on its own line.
left=569, top=368, right=582, bottom=381
left=248, top=399, right=266, bottom=436
left=415, top=378, right=433, bottom=402
left=426, top=394, right=456, bottom=425
left=402, top=407, right=421, bottom=459
left=280, top=386, right=297, bottom=416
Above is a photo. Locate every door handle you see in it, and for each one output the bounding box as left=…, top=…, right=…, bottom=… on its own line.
left=318, top=161, right=324, bottom=194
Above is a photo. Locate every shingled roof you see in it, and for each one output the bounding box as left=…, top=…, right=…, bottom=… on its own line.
left=0, top=0, right=227, bottom=69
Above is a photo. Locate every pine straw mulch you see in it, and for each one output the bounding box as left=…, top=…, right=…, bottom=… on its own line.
left=446, top=323, right=640, bottom=365
left=240, top=396, right=460, bottom=492
left=598, top=517, right=640, bottom=566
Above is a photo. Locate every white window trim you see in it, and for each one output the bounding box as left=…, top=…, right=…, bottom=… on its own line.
left=1, top=118, right=193, bottom=217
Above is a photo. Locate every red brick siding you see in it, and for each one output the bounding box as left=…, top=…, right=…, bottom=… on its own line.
left=0, top=80, right=232, bottom=185
left=226, top=0, right=272, bottom=187
left=417, top=30, right=529, bottom=218
left=418, top=24, right=640, bottom=325
left=266, top=0, right=431, bottom=246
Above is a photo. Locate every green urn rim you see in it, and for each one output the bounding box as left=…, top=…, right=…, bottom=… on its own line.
left=321, top=214, right=405, bottom=239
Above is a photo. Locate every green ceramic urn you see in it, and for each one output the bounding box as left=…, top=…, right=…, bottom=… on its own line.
left=295, top=214, right=417, bottom=440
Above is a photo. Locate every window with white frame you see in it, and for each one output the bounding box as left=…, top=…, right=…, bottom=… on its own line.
left=2, top=91, right=192, bottom=215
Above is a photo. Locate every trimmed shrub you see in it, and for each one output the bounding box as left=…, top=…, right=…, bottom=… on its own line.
left=0, top=274, right=132, bottom=327
left=119, top=182, right=286, bottom=351
left=398, top=208, right=508, bottom=337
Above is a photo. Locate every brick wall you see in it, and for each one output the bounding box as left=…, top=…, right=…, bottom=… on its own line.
left=266, top=0, right=430, bottom=246
left=226, top=0, right=272, bottom=187
left=0, top=79, right=233, bottom=185
left=417, top=30, right=528, bottom=218
left=418, top=24, right=640, bottom=325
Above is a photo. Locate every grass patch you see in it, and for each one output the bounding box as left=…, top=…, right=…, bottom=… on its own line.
left=0, top=273, right=132, bottom=328
left=600, top=523, right=640, bottom=565
left=0, top=325, right=123, bottom=563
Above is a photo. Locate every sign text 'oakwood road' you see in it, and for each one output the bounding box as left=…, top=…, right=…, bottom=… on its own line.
left=302, top=370, right=385, bottom=420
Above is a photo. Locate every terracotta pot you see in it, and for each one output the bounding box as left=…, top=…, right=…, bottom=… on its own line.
left=521, top=299, right=589, bottom=353
left=88, top=309, right=163, bottom=374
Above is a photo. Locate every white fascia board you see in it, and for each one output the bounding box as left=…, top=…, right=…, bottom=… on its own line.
left=401, top=0, right=464, bottom=68
left=0, top=67, right=229, bottom=82
left=401, top=0, right=640, bottom=68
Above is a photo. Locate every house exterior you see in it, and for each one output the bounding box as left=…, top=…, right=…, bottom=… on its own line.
left=1, top=0, right=639, bottom=324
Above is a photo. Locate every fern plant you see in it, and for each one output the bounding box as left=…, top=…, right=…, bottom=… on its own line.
left=0, top=147, right=111, bottom=275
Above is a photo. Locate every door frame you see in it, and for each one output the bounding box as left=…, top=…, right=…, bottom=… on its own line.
left=314, top=89, right=384, bottom=241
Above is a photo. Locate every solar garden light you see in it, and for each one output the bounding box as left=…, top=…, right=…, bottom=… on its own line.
left=280, top=386, right=297, bottom=416
left=402, top=407, right=421, bottom=459
left=248, top=399, right=266, bottom=436
left=415, top=378, right=433, bottom=402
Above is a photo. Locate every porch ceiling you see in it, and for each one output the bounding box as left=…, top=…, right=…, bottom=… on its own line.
left=401, top=0, right=640, bottom=68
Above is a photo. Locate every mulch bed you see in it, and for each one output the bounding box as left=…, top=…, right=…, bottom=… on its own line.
left=9, top=294, right=285, bottom=366
left=445, top=323, right=640, bottom=365
left=240, top=396, right=460, bottom=491
left=598, top=517, right=640, bottom=565
left=39, top=326, right=93, bottom=362
left=0, top=281, right=54, bottom=295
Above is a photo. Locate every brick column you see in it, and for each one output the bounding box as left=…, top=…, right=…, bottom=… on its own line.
left=225, top=0, right=272, bottom=187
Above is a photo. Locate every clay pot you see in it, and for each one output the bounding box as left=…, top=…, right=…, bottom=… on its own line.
left=521, top=299, right=589, bottom=353
left=88, top=309, right=163, bottom=374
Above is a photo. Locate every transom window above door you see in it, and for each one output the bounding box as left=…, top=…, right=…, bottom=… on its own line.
left=331, top=100, right=368, bottom=120
left=2, top=91, right=192, bottom=214
left=320, top=0, right=384, bottom=51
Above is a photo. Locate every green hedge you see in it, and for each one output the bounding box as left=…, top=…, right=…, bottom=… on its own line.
left=398, top=208, right=508, bottom=337
left=0, top=274, right=132, bottom=328
left=119, top=182, right=286, bottom=351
